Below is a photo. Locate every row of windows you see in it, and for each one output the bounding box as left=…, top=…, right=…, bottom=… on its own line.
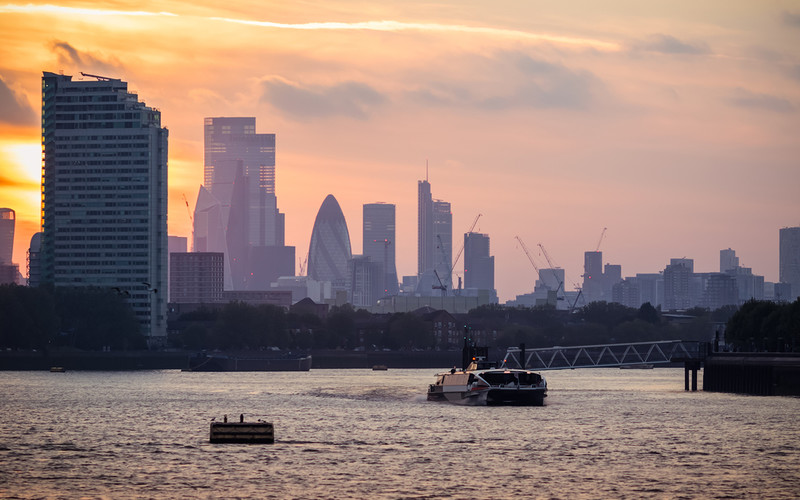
left=55, top=151, right=149, bottom=157
left=57, top=135, right=150, bottom=141
left=53, top=193, right=151, bottom=200
left=57, top=185, right=149, bottom=191
left=61, top=143, right=149, bottom=149
left=54, top=235, right=150, bottom=240
left=60, top=252, right=148, bottom=258
left=59, top=87, right=124, bottom=94
left=56, top=267, right=148, bottom=274
left=56, top=225, right=149, bottom=231
left=54, top=122, right=142, bottom=129
left=60, top=201, right=148, bottom=207
left=54, top=104, right=126, bottom=111
left=55, top=160, right=151, bottom=166
left=56, top=177, right=149, bottom=184
left=65, top=244, right=146, bottom=250
left=54, top=94, right=119, bottom=102
left=60, top=243, right=149, bottom=249
left=54, top=112, right=140, bottom=121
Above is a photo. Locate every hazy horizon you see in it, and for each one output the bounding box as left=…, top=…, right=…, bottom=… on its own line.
left=1, top=1, right=798, bottom=301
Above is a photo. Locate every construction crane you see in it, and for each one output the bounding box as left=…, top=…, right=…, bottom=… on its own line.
left=595, top=227, right=607, bottom=252
left=537, top=243, right=564, bottom=298
left=432, top=269, right=447, bottom=296
left=514, top=235, right=542, bottom=289
left=182, top=194, right=193, bottom=225
left=299, top=252, right=309, bottom=276
left=435, top=234, right=452, bottom=294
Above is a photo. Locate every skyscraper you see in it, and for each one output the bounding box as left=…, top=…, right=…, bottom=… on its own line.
left=464, top=232, right=494, bottom=292
left=433, top=200, right=453, bottom=290
left=779, top=226, right=800, bottom=300
left=308, top=194, right=352, bottom=291
left=41, top=72, right=168, bottom=342
left=720, top=248, right=739, bottom=273
left=663, top=259, right=693, bottom=311
left=363, top=203, right=399, bottom=296
left=417, top=175, right=453, bottom=294
left=583, top=251, right=603, bottom=303
left=199, top=117, right=290, bottom=289
left=417, top=179, right=433, bottom=277
left=0, top=208, right=14, bottom=264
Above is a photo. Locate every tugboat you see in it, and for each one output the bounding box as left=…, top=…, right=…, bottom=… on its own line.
left=427, top=341, right=547, bottom=406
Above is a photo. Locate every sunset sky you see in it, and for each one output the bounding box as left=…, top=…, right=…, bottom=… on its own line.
left=1, top=1, right=798, bottom=301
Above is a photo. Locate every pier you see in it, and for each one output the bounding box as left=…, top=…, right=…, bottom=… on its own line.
left=703, top=353, right=800, bottom=396
left=501, top=340, right=707, bottom=370
left=501, top=341, right=708, bottom=391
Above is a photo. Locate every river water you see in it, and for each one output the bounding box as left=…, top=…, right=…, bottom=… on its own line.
left=0, top=368, right=798, bottom=499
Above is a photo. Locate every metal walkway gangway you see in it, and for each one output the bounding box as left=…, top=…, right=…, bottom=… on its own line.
left=500, top=340, right=707, bottom=371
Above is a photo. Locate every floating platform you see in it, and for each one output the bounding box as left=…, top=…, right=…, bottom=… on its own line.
left=372, top=364, right=388, bottom=371
left=209, top=421, right=274, bottom=444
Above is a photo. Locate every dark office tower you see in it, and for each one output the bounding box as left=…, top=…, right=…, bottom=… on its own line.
left=201, top=117, right=287, bottom=289
left=0, top=209, right=17, bottom=284
left=308, top=195, right=352, bottom=291
left=363, top=203, right=399, bottom=296
left=0, top=208, right=13, bottom=264
left=417, top=179, right=433, bottom=276
left=663, top=259, right=693, bottom=311
left=464, top=232, right=494, bottom=292
left=720, top=248, right=739, bottom=273
left=433, top=200, right=453, bottom=290
left=780, top=227, right=800, bottom=300
left=41, top=72, right=168, bottom=344
left=582, top=251, right=603, bottom=303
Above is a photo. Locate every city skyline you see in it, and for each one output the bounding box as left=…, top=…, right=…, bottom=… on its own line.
left=1, top=1, right=799, bottom=302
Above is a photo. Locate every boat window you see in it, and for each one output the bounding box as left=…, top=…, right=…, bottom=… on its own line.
left=480, top=371, right=541, bottom=385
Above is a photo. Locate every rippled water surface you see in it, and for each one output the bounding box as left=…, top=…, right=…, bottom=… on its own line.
left=1, top=368, right=799, bottom=499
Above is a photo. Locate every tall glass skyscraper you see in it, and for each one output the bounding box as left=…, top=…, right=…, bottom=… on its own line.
left=417, top=176, right=452, bottom=293
left=41, top=72, right=168, bottom=342
left=363, top=202, right=399, bottom=296
left=198, top=117, right=290, bottom=290
left=308, top=194, right=352, bottom=291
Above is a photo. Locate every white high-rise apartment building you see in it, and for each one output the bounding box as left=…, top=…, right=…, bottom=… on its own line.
left=41, top=72, right=168, bottom=343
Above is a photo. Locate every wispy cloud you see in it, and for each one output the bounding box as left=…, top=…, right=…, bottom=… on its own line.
left=52, top=41, right=123, bottom=74
left=260, top=77, right=386, bottom=119
left=0, top=5, right=620, bottom=51
left=0, top=76, right=36, bottom=126
left=0, top=4, right=176, bottom=17
left=782, top=11, right=800, bottom=28
left=629, top=34, right=710, bottom=55
left=212, top=17, right=620, bottom=51
left=728, top=88, right=794, bottom=113
left=406, top=52, right=603, bottom=111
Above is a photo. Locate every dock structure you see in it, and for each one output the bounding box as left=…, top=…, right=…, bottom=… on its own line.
left=210, top=415, right=274, bottom=443
left=501, top=341, right=709, bottom=391
left=501, top=341, right=707, bottom=371
left=703, top=354, right=800, bottom=396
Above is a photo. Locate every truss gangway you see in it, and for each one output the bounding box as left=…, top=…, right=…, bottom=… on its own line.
left=500, top=340, right=707, bottom=371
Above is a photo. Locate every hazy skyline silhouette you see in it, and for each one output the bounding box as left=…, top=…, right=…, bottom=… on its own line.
left=0, top=1, right=798, bottom=301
